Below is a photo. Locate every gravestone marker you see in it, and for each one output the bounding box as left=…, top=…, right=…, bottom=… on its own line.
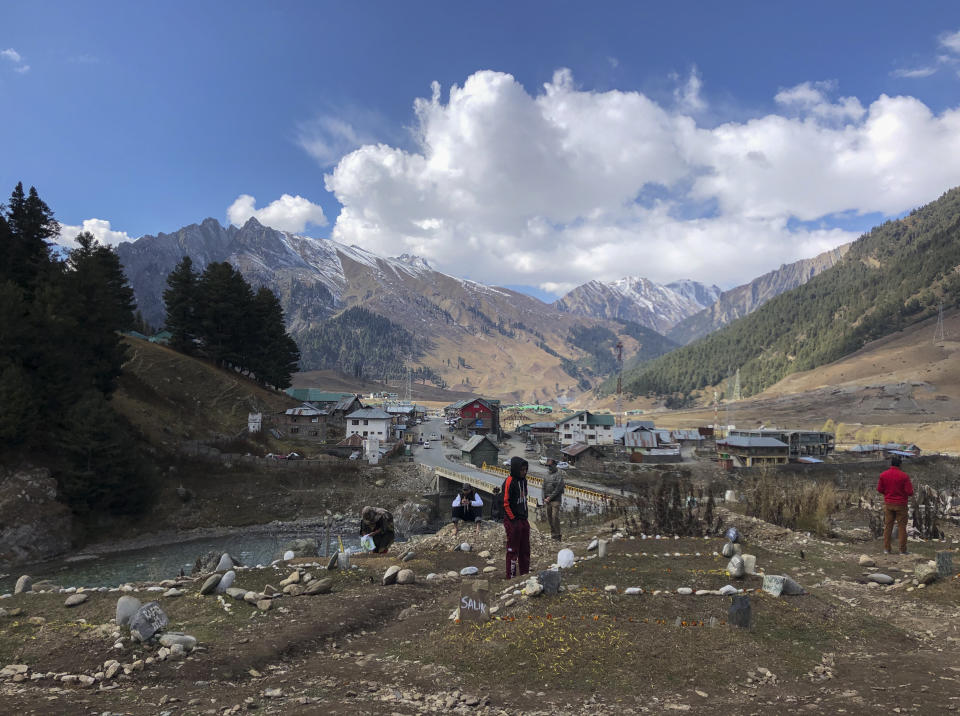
left=729, top=595, right=751, bottom=628
left=129, top=601, right=169, bottom=642
left=762, top=574, right=785, bottom=597
left=936, top=551, right=954, bottom=578
left=538, top=570, right=561, bottom=595
left=459, top=579, right=490, bottom=623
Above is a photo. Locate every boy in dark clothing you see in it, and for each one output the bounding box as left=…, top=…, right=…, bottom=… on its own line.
left=490, top=485, right=505, bottom=522
left=503, top=457, right=530, bottom=579
left=877, top=455, right=914, bottom=554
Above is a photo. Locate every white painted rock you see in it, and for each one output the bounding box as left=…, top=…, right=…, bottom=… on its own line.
left=215, top=570, right=235, bottom=594
left=557, top=549, right=575, bottom=569
left=677, top=587, right=693, bottom=595
left=283, top=550, right=295, bottom=561
left=719, top=585, right=738, bottom=596
left=624, top=587, right=642, bottom=595
left=604, top=585, right=617, bottom=593
left=459, top=566, right=479, bottom=576
left=116, top=596, right=142, bottom=626
left=587, top=539, right=599, bottom=551
left=459, top=543, right=472, bottom=552
left=215, top=553, right=234, bottom=571
left=741, top=554, right=757, bottom=575
left=65, top=593, right=89, bottom=607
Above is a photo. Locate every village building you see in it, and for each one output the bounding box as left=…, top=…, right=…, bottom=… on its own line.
left=728, top=429, right=835, bottom=460
left=271, top=404, right=327, bottom=440
left=561, top=442, right=603, bottom=470
left=345, top=407, right=393, bottom=441
left=556, top=411, right=615, bottom=447
left=447, top=397, right=501, bottom=436
left=461, top=434, right=500, bottom=468
left=623, top=430, right=682, bottom=463
left=285, top=389, right=358, bottom=411
left=717, top=435, right=789, bottom=467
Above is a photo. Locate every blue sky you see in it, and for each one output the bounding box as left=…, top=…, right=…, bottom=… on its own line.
left=4, top=2, right=960, bottom=299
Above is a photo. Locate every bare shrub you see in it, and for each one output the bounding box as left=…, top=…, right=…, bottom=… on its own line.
left=743, top=469, right=844, bottom=536
left=612, top=477, right=723, bottom=537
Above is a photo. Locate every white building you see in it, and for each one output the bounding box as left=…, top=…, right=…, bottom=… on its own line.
left=345, top=407, right=393, bottom=441
left=555, top=411, right=616, bottom=447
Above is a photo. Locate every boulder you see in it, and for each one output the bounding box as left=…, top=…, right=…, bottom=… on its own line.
left=624, top=587, right=642, bottom=595
left=162, top=588, right=184, bottom=598
left=459, top=566, right=479, bottom=576
left=215, top=570, right=235, bottom=593
left=279, top=571, right=301, bottom=587
left=305, top=578, right=333, bottom=595
left=159, top=632, right=197, bottom=652
left=858, top=554, right=876, bottom=567
left=538, top=570, right=561, bottom=595
left=199, top=574, right=221, bottom=595
left=283, top=584, right=304, bottom=596
left=281, top=538, right=319, bottom=559
left=214, top=553, right=234, bottom=572
left=225, top=587, right=247, bottom=600
left=915, top=563, right=938, bottom=585
left=14, top=576, right=31, bottom=595
left=129, top=602, right=169, bottom=643
left=557, top=549, right=575, bottom=569
left=116, top=596, right=142, bottom=626
left=459, top=543, right=472, bottom=553
left=64, top=593, right=88, bottom=607
left=587, top=538, right=599, bottom=551
left=257, top=599, right=273, bottom=612
left=727, top=555, right=746, bottom=579
left=523, top=580, right=543, bottom=597
left=392, top=500, right=435, bottom=538
left=676, top=587, right=693, bottom=595
left=396, top=569, right=416, bottom=585
left=867, top=573, right=894, bottom=585
left=283, top=550, right=295, bottom=561
left=0, top=469, right=72, bottom=568
left=781, top=576, right=804, bottom=596
left=383, top=566, right=401, bottom=586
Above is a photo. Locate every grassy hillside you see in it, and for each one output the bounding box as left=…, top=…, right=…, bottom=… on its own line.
left=114, top=337, right=297, bottom=447
left=623, top=186, right=960, bottom=399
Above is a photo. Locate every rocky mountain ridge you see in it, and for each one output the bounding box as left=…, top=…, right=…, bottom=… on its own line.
left=116, top=219, right=665, bottom=401
left=667, top=245, right=852, bottom=345
left=554, top=276, right=721, bottom=334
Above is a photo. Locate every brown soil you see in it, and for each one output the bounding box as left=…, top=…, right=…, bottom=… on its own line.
left=4, top=509, right=960, bottom=715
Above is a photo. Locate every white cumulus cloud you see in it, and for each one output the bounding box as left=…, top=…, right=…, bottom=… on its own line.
left=320, top=69, right=960, bottom=294
left=55, top=219, right=133, bottom=248
left=227, top=194, right=327, bottom=233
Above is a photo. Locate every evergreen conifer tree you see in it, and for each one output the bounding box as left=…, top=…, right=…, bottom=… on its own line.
left=163, top=255, right=199, bottom=351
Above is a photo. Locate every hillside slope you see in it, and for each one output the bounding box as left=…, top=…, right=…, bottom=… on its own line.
left=622, top=186, right=960, bottom=399
left=667, top=244, right=850, bottom=345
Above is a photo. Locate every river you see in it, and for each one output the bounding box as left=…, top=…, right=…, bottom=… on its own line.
left=0, top=529, right=362, bottom=594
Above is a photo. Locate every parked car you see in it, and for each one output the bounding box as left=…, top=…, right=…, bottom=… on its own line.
left=556, top=461, right=570, bottom=469
left=524, top=444, right=536, bottom=452
left=538, top=456, right=550, bottom=466
left=429, top=432, right=440, bottom=441
left=423, top=441, right=431, bottom=449
left=348, top=451, right=361, bottom=460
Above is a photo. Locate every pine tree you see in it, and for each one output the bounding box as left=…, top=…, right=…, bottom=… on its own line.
left=250, top=286, right=300, bottom=388
left=163, top=255, right=199, bottom=351
left=196, top=261, right=253, bottom=368
left=3, top=182, right=58, bottom=291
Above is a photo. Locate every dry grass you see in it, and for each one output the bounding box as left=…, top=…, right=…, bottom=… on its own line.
left=743, top=470, right=844, bottom=536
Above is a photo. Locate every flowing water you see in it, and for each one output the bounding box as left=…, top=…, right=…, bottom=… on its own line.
left=0, top=531, right=361, bottom=594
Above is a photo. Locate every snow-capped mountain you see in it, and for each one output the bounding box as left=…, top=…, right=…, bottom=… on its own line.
left=115, top=217, right=674, bottom=401
left=554, top=277, right=721, bottom=334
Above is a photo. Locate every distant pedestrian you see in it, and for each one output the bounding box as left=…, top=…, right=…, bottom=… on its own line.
left=503, top=456, right=530, bottom=579
left=542, top=466, right=565, bottom=541
left=877, top=455, right=914, bottom=555
left=490, top=485, right=505, bottom=522
left=452, top=483, right=483, bottom=538
left=360, top=506, right=395, bottom=554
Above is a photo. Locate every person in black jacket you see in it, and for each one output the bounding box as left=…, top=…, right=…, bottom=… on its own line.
left=503, top=456, right=530, bottom=579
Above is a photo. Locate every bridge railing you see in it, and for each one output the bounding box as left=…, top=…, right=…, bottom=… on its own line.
left=480, top=463, right=612, bottom=506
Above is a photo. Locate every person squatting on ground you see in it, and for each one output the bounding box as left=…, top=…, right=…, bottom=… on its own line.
left=360, top=505, right=395, bottom=554
left=490, top=486, right=504, bottom=522
left=452, top=483, right=483, bottom=538
left=542, top=465, right=565, bottom=541
left=503, top=456, right=530, bottom=579
left=877, top=455, right=914, bottom=554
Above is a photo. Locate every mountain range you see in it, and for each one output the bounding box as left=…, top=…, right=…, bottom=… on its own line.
left=115, top=215, right=857, bottom=402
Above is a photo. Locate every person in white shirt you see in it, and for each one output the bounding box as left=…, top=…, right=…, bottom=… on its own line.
left=452, top=484, right=483, bottom=537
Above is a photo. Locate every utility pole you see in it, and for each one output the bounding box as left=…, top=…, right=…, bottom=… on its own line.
left=935, top=301, right=946, bottom=346
left=615, top=341, right=624, bottom=428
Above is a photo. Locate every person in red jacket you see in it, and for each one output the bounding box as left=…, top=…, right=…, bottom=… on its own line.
left=877, top=455, right=914, bottom=554
left=503, top=457, right=530, bottom=579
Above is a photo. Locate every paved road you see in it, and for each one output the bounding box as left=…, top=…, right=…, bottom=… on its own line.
left=410, top=418, right=613, bottom=511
